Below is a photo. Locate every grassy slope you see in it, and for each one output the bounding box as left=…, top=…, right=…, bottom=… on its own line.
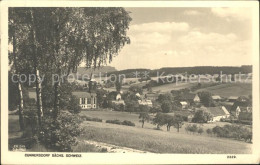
left=195, top=83, right=252, bottom=98
left=79, top=121, right=251, bottom=154
left=79, top=110, right=251, bottom=153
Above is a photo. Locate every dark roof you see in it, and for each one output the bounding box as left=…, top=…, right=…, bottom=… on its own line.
left=72, top=92, right=96, bottom=98
left=201, top=106, right=228, bottom=117
left=231, top=101, right=252, bottom=111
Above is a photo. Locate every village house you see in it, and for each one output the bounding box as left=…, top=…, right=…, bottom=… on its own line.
left=112, top=93, right=125, bottom=105
left=179, top=101, right=188, bottom=109
left=135, top=93, right=153, bottom=107
left=211, top=95, right=222, bottom=102
left=202, top=106, right=230, bottom=122
left=180, top=93, right=200, bottom=104
left=145, top=92, right=159, bottom=101
left=228, top=96, right=239, bottom=102
left=138, top=99, right=153, bottom=107
left=72, top=91, right=97, bottom=109
left=230, top=98, right=252, bottom=118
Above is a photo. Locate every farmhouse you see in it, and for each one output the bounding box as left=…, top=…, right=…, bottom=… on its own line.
left=145, top=92, right=159, bottom=101
left=204, top=106, right=230, bottom=122
left=138, top=99, right=153, bottom=107
left=211, top=95, right=222, bottom=101
left=181, top=93, right=200, bottom=103
left=112, top=93, right=125, bottom=105
left=179, top=101, right=188, bottom=109
left=72, top=91, right=97, bottom=109
left=228, top=96, right=239, bottom=102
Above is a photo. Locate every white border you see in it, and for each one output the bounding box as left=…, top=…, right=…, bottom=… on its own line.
left=1, top=1, right=259, bottom=164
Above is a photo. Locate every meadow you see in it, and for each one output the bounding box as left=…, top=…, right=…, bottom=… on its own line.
left=195, top=82, right=252, bottom=98
left=78, top=120, right=251, bottom=154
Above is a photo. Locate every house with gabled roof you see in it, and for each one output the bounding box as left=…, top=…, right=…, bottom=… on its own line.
left=72, top=91, right=97, bottom=109
left=211, top=95, right=222, bottom=101
left=201, top=106, right=230, bottom=122
left=180, top=93, right=200, bottom=103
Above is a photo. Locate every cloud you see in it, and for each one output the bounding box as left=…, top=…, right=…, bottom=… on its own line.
left=183, top=10, right=202, bottom=16
left=211, top=7, right=252, bottom=21
left=130, top=22, right=190, bottom=33
left=109, top=21, right=251, bottom=70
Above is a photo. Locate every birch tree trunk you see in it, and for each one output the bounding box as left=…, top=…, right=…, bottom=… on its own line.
left=30, top=8, right=43, bottom=126
left=12, top=28, right=25, bottom=131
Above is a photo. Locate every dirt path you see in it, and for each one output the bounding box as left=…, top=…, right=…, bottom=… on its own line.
left=83, top=140, right=150, bottom=153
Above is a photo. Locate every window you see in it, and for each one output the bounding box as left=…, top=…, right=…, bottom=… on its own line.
left=82, top=98, right=85, bottom=104
left=87, top=98, right=91, bottom=104
left=93, top=97, right=96, bottom=104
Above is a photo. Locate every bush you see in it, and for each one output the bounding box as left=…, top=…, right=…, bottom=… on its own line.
left=84, top=116, right=102, bottom=122
left=206, top=128, right=212, bottom=135
left=212, top=124, right=252, bottom=142
left=39, top=112, right=83, bottom=151
left=106, top=119, right=122, bottom=125
left=105, top=119, right=135, bottom=127
left=185, top=124, right=198, bottom=134
left=197, top=128, right=204, bottom=134
left=122, top=120, right=135, bottom=126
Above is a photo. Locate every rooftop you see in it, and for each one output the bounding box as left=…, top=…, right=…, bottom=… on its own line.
left=72, top=91, right=97, bottom=98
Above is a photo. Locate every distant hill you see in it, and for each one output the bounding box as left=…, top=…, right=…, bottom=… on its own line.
left=108, top=65, right=252, bottom=78
left=76, top=66, right=117, bottom=76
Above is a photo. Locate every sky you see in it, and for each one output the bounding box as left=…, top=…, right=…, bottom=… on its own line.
left=107, top=7, right=253, bottom=70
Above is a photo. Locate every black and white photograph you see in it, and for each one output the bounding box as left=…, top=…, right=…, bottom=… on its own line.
left=1, top=1, right=259, bottom=164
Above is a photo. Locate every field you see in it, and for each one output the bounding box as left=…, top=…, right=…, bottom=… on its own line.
left=78, top=120, right=251, bottom=154
left=195, top=82, right=252, bottom=98
left=9, top=110, right=252, bottom=153
left=151, top=82, right=197, bottom=93
left=77, top=110, right=252, bottom=153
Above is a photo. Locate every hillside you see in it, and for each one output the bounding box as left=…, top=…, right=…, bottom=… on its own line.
left=76, top=66, right=117, bottom=76
left=107, top=66, right=252, bottom=78
left=195, top=82, right=252, bottom=98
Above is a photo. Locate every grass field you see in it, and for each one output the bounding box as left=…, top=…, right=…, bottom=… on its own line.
left=151, top=82, right=197, bottom=93
left=195, top=82, right=252, bottom=98
left=78, top=120, right=251, bottom=154
left=80, top=110, right=251, bottom=135
left=9, top=111, right=252, bottom=153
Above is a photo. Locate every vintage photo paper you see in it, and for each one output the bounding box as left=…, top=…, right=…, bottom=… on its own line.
left=1, top=1, right=259, bottom=164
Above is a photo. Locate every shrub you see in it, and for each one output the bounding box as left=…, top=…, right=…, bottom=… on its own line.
left=212, top=124, right=252, bottom=142
left=206, top=128, right=212, bottom=135
left=105, top=119, right=135, bottom=127
left=185, top=124, right=198, bottom=134
left=197, top=128, right=204, bottom=134
left=39, top=112, right=83, bottom=151
left=106, top=119, right=122, bottom=125
left=122, top=120, right=135, bottom=127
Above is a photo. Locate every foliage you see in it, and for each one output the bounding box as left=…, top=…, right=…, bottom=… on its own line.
left=39, top=112, right=83, bottom=151
left=172, top=115, right=184, bottom=132
left=197, top=91, right=216, bottom=107
left=157, top=93, right=173, bottom=104
left=161, top=101, right=172, bottom=113
left=192, top=110, right=212, bottom=123
left=206, top=128, right=212, bottom=135
left=121, top=120, right=135, bottom=126
left=152, top=113, right=166, bottom=130
left=125, top=99, right=139, bottom=113
left=197, top=128, right=204, bottom=134
left=81, top=116, right=103, bottom=122
left=68, top=96, right=81, bottom=114
left=185, top=124, right=198, bottom=134
left=212, top=124, right=252, bottom=142
left=138, top=106, right=150, bottom=128
left=129, top=85, right=143, bottom=95
left=105, top=119, right=135, bottom=127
